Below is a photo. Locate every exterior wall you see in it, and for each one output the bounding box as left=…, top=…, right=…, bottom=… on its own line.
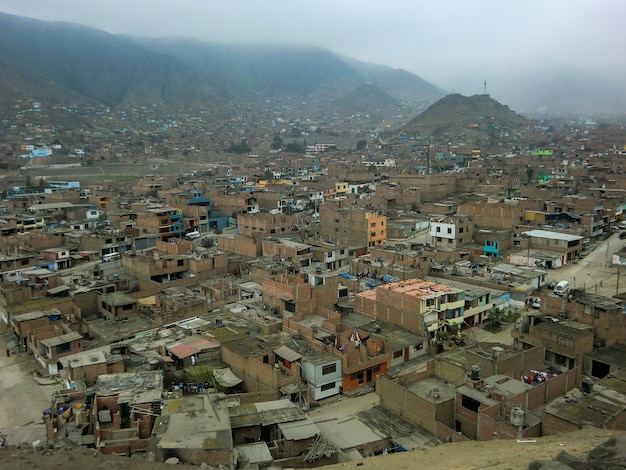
left=459, top=202, right=524, bottom=230
left=376, top=376, right=454, bottom=434
left=300, top=358, right=342, bottom=401
left=217, top=234, right=262, bottom=258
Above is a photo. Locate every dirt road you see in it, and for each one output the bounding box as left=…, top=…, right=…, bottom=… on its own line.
left=0, top=326, right=61, bottom=446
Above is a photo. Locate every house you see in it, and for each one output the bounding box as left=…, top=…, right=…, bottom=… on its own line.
left=58, top=346, right=125, bottom=389
left=300, top=349, right=342, bottom=401
left=543, top=372, right=626, bottom=435
left=92, top=371, right=163, bottom=454
left=42, top=247, right=71, bottom=270
left=27, top=323, right=83, bottom=375
left=513, top=314, right=594, bottom=372
left=10, top=308, right=62, bottom=352
left=319, top=201, right=386, bottom=249
left=428, top=214, right=474, bottom=249
left=353, top=278, right=465, bottom=338
left=153, top=394, right=233, bottom=466
left=377, top=375, right=456, bottom=436
left=97, top=292, right=138, bottom=320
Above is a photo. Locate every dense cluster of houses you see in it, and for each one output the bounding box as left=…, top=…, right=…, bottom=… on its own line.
left=1, top=119, right=626, bottom=466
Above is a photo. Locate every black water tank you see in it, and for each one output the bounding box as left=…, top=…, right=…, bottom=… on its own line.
left=581, top=377, right=594, bottom=394
left=470, top=365, right=482, bottom=381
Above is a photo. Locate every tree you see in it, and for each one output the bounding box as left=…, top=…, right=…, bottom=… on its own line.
left=356, top=139, right=367, bottom=151
left=271, top=135, right=283, bottom=151
left=526, top=166, right=535, bottom=184
left=486, top=306, right=508, bottom=332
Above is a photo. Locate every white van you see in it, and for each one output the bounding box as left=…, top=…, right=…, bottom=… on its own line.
left=185, top=231, right=201, bottom=240
left=102, top=252, right=120, bottom=262
left=553, top=280, right=570, bottom=296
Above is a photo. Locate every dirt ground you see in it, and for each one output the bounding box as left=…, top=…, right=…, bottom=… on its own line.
left=324, top=428, right=624, bottom=470
left=0, top=428, right=621, bottom=469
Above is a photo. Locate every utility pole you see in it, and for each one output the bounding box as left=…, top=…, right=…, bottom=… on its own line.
left=617, top=267, right=620, bottom=296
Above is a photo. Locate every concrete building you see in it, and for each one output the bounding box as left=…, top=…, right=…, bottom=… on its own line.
left=319, top=201, right=386, bottom=249
left=428, top=214, right=474, bottom=250
left=153, top=394, right=233, bottom=466
left=354, top=278, right=465, bottom=337
left=300, top=349, right=343, bottom=401
left=27, top=323, right=83, bottom=375
left=97, top=292, right=138, bottom=320
left=513, top=314, right=594, bottom=372
left=543, top=372, right=626, bottom=435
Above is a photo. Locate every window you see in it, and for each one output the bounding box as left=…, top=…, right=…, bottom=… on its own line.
left=372, top=364, right=381, bottom=373
left=370, top=222, right=376, bottom=228
left=122, top=304, right=134, bottom=311
left=284, top=300, right=296, bottom=313
left=350, top=371, right=364, bottom=383
left=321, top=382, right=336, bottom=392
left=436, top=226, right=441, bottom=232
left=56, top=342, right=72, bottom=355
left=459, top=227, right=464, bottom=233
left=177, top=259, right=184, bottom=266
left=393, top=350, right=403, bottom=359
left=447, top=228, right=452, bottom=234
left=461, top=394, right=480, bottom=413
left=322, top=363, right=337, bottom=375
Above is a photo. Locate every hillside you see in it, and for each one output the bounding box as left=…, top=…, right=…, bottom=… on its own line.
left=0, top=14, right=227, bottom=111
left=399, top=93, right=527, bottom=139
left=334, top=84, right=402, bottom=119
left=0, top=12, right=442, bottom=115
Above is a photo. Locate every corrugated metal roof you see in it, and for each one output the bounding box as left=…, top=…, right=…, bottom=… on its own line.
left=213, top=367, right=242, bottom=388
left=235, top=442, right=273, bottom=464
left=40, top=331, right=82, bottom=347
left=229, top=400, right=304, bottom=428
left=278, top=417, right=319, bottom=440
left=167, top=342, right=197, bottom=359
left=274, top=345, right=302, bottom=362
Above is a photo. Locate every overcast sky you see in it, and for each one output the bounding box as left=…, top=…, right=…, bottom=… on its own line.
left=1, top=1, right=624, bottom=96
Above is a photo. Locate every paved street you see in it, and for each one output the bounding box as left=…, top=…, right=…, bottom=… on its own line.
left=546, top=232, right=626, bottom=298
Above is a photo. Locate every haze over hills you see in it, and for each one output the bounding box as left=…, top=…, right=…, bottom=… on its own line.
left=0, top=12, right=443, bottom=119
left=0, top=12, right=623, bottom=120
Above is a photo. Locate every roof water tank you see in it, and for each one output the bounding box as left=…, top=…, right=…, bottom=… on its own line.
left=470, top=365, right=482, bottom=381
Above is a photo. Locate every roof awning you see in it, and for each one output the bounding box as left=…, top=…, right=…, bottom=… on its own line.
left=278, top=418, right=319, bottom=440
left=167, top=342, right=197, bottom=359
left=274, top=345, right=302, bottom=362
left=47, top=285, right=70, bottom=295
left=213, top=367, right=243, bottom=388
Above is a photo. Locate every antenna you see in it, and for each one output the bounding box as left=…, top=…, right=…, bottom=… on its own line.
left=483, top=80, right=487, bottom=95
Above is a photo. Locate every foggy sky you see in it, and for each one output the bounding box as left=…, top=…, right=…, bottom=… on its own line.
left=1, top=1, right=624, bottom=97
